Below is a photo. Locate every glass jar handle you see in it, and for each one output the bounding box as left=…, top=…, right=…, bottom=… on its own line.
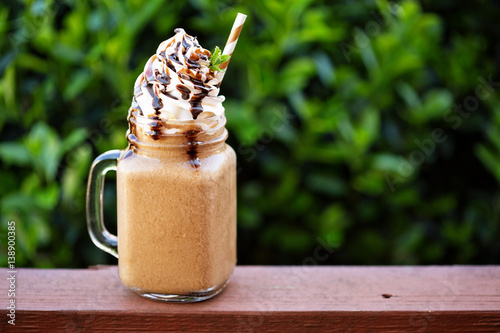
left=86, top=150, right=122, bottom=258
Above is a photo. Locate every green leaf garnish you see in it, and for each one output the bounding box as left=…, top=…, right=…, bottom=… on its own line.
left=209, top=46, right=231, bottom=72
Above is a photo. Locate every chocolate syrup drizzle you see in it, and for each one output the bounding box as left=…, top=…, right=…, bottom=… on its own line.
left=185, top=129, right=201, bottom=168
left=138, top=29, right=216, bottom=121
left=126, top=110, right=203, bottom=169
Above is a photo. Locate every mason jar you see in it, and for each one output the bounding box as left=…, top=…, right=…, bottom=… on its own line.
left=86, top=112, right=237, bottom=302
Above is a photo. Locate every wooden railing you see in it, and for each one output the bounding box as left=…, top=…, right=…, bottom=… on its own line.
left=1, top=265, right=499, bottom=331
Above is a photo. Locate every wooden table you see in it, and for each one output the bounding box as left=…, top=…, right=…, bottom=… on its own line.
left=1, top=266, right=499, bottom=331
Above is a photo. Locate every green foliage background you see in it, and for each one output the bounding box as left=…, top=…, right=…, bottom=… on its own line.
left=1, top=0, right=499, bottom=267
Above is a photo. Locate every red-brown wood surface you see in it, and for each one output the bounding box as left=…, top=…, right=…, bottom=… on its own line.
left=1, top=266, right=500, bottom=331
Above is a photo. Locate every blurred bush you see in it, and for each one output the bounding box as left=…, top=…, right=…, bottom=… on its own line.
left=1, top=0, right=499, bottom=267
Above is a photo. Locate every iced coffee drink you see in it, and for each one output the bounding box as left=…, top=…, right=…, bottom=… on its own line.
left=117, top=118, right=236, bottom=297
left=87, top=22, right=244, bottom=301
left=119, top=28, right=236, bottom=298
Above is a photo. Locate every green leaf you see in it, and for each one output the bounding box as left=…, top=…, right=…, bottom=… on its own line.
left=0, top=142, right=31, bottom=166
left=476, top=144, right=500, bottom=182
left=397, top=82, right=421, bottom=110
left=279, top=57, right=316, bottom=94
left=35, top=183, right=60, bottom=210
left=64, top=70, right=92, bottom=100
left=371, top=154, right=401, bottom=173
left=61, top=128, right=88, bottom=154
left=209, top=46, right=230, bottom=72
left=1, top=193, right=36, bottom=213
left=319, top=204, right=348, bottom=246
left=24, top=122, right=62, bottom=181
left=306, top=174, right=346, bottom=196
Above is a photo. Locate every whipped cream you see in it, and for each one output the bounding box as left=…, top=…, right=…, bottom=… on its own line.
left=128, top=29, right=225, bottom=131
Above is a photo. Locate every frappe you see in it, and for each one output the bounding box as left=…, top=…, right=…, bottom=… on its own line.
left=117, top=28, right=237, bottom=298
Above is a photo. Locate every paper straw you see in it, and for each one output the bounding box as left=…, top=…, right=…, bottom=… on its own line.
left=217, top=13, right=247, bottom=81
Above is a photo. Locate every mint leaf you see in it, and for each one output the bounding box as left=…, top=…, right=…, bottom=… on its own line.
left=209, top=46, right=231, bottom=72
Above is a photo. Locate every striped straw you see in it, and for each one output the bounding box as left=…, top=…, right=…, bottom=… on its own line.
left=217, top=13, right=247, bottom=81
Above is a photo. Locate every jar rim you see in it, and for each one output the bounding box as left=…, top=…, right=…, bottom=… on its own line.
left=126, top=110, right=228, bottom=159
left=129, top=110, right=226, bottom=138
